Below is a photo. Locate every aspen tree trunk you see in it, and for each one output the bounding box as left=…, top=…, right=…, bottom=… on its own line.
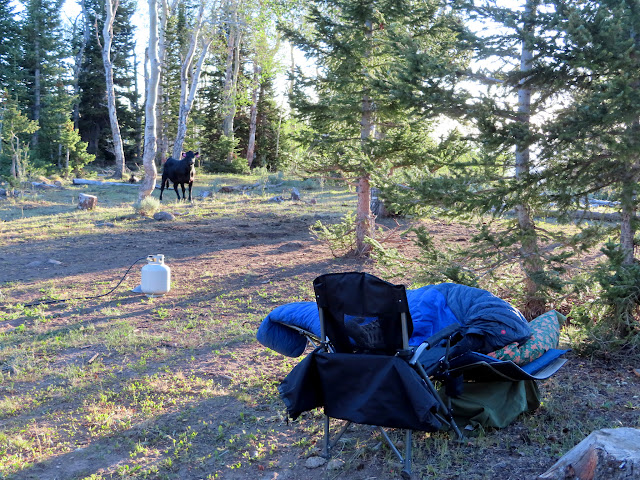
left=101, top=0, right=127, bottom=179
left=221, top=3, right=241, bottom=163
left=355, top=19, right=375, bottom=257
left=74, top=0, right=91, bottom=129
left=139, top=0, right=161, bottom=200
left=156, top=0, right=169, bottom=164
left=221, top=11, right=237, bottom=138
left=246, top=60, right=260, bottom=168
left=172, top=2, right=211, bottom=159
left=515, top=0, right=545, bottom=317
left=133, top=51, right=142, bottom=160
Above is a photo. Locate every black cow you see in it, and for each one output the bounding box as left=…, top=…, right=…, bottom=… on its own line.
left=159, top=151, right=198, bottom=201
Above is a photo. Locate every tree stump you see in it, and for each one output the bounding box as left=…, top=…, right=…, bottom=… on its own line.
left=538, top=428, right=640, bottom=480
left=78, top=193, right=97, bottom=210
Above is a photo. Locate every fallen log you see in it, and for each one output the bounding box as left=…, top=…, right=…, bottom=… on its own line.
left=73, top=178, right=140, bottom=187
left=74, top=178, right=164, bottom=190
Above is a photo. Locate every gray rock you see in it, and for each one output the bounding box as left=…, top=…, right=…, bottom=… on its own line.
left=304, top=456, right=327, bottom=469
left=291, top=187, right=301, bottom=201
left=327, top=459, right=345, bottom=471
left=153, top=211, right=175, bottom=221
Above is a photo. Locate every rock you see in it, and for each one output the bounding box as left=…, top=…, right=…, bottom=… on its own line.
left=306, top=198, right=317, bottom=205
left=153, top=211, right=175, bottom=221
left=304, top=456, right=327, bottom=469
left=78, top=193, right=97, bottom=210
left=47, top=259, right=62, bottom=265
left=291, top=187, right=301, bottom=201
left=200, top=190, right=212, bottom=198
left=538, top=428, right=640, bottom=480
left=26, top=260, right=43, bottom=267
left=326, top=459, right=345, bottom=471
left=268, top=195, right=285, bottom=203
left=0, top=188, right=7, bottom=197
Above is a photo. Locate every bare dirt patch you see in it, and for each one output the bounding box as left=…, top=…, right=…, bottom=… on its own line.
left=0, top=187, right=639, bottom=480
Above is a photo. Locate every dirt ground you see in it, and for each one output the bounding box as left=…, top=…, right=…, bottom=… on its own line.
left=1, top=187, right=640, bottom=480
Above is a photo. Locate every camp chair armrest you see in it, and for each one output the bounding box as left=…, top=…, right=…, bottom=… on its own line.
left=409, top=342, right=430, bottom=365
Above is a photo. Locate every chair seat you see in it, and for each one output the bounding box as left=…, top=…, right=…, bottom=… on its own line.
left=279, top=350, right=443, bottom=431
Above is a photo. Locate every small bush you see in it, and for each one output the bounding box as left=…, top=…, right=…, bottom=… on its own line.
left=569, top=241, right=640, bottom=357
left=134, top=196, right=161, bottom=217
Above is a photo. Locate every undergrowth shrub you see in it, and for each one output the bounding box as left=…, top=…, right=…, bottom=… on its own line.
left=134, top=196, right=160, bottom=217
left=310, top=212, right=357, bottom=256
left=569, top=241, right=640, bottom=357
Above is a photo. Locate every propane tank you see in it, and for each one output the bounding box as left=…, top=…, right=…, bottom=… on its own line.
left=140, top=254, right=171, bottom=297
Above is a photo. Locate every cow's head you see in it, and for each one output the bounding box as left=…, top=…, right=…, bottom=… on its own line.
left=182, top=150, right=199, bottom=166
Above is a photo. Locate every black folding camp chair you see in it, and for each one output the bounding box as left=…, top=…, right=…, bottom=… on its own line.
left=278, top=272, right=464, bottom=478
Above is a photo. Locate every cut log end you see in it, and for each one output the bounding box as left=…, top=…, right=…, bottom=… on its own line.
left=539, top=428, right=640, bottom=480
left=78, top=193, right=98, bottom=210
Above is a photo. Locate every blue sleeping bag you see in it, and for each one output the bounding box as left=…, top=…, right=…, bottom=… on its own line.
left=256, top=283, right=531, bottom=357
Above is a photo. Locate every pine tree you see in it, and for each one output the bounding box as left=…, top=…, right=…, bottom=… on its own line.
left=19, top=0, right=66, bottom=154
left=285, top=0, right=470, bottom=257
left=0, top=0, right=20, bottom=94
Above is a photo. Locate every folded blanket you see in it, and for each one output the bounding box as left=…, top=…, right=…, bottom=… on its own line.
left=257, top=283, right=531, bottom=357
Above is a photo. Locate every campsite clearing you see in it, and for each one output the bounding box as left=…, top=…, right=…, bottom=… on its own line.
left=1, top=174, right=639, bottom=480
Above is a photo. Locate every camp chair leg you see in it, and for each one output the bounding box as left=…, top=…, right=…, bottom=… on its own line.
left=322, top=415, right=351, bottom=458
left=376, top=427, right=412, bottom=478
left=414, top=362, right=465, bottom=441
left=403, top=429, right=412, bottom=479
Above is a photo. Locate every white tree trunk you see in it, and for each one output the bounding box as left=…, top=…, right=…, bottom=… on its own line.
left=246, top=60, right=260, bottom=168
left=73, top=0, right=91, bottom=129
left=172, top=2, right=212, bottom=159
left=139, top=0, right=161, bottom=200
left=101, top=0, right=127, bottom=179
left=156, top=0, right=169, bottom=164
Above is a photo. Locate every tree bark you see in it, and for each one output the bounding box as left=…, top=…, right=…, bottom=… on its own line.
left=246, top=60, right=260, bottom=168
left=354, top=19, right=375, bottom=257
left=32, top=38, right=41, bottom=148
left=172, top=2, right=212, bottom=159
left=620, top=175, right=637, bottom=265
left=515, top=0, right=545, bottom=317
left=139, top=0, right=161, bottom=200
left=156, top=0, right=169, bottom=164
left=100, top=0, right=127, bottom=179
left=221, top=8, right=237, bottom=139
left=73, top=0, right=91, bottom=129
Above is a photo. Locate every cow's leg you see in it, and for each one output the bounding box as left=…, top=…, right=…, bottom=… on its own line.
left=180, top=183, right=186, bottom=200
left=188, top=181, right=193, bottom=202
left=174, top=183, right=181, bottom=200
left=159, top=175, right=166, bottom=200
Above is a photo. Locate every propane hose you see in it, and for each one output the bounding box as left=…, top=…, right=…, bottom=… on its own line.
left=21, top=256, right=149, bottom=308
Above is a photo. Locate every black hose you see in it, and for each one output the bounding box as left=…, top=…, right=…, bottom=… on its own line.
left=22, top=256, right=149, bottom=308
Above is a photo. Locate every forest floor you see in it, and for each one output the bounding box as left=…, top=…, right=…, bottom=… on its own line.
left=0, top=173, right=639, bottom=480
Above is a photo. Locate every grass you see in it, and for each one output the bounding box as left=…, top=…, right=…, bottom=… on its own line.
left=0, top=171, right=638, bottom=479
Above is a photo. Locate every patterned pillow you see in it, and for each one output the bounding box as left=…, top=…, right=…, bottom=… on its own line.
left=487, top=310, right=564, bottom=366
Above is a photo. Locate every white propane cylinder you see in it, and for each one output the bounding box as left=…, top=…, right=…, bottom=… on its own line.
left=141, top=254, right=171, bottom=297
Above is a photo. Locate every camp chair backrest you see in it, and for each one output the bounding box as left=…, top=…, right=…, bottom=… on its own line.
left=313, top=272, right=413, bottom=354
